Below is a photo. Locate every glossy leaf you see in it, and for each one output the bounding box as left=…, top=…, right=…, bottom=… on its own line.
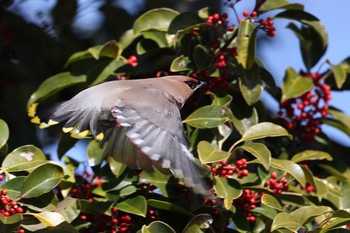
left=0, top=177, right=25, bottom=199
left=170, top=55, right=191, bottom=72
left=271, top=158, right=306, bottom=187
left=182, top=214, right=213, bottom=233
left=183, top=105, right=232, bottom=129
left=115, top=196, right=147, bottom=217
left=290, top=206, right=332, bottom=225
left=214, top=177, right=242, bottom=205
left=291, top=150, right=332, bottom=163
left=139, top=169, right=173, bottom=197
left=134, top=8, right=178, bottom=33
left=281, top=67, right=313, bottom=103
left=329, top=61, right=347, bottom=89
left=108, top=156, right=127, bottom=178
left=261, top=194, right=283, bottom=211
left=87, top=140, right=106, bottom=166
left=271, top=212, right=302, bottom=232
left=238, top=142, right=271, bottom=170
left=147, top=199, right=193, bottom=217
left=168, top=12, right=203, bottom=34
left=20, top=163, right=64, bottom=198
left=236, top=20, right=257, bottom=69
left=232, top=106, right=258, bottom=135
left=0, top=214, right=22, bottom=233
left=27, top=72, right=87, bottom=106
left=197, top=141, right=229, bottom=164
left=238, top=67, right=264, bottom=106
left=232, top=122, right=291, bottom=149
left=30, top=212, right=66, bottom=227
left=56, top=197, right=80, bottom=223
left=259, top=0, right=303, bottom=13
left=327, top=108, right=350, bottom=134
left=0, top=119, right=9, bottom=149
left=2, top=145, right=47, bottom=172
left=140, top=221, right=176, bottom=233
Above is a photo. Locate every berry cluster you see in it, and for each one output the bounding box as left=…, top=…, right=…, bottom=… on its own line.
left=70, top=174, right=97, bottom=202
left=258, top=17, right=276, bottom=37
left=233, top=189, right=260, bottom=222
left=0, top=189, right=24, bottom=217
left=80, top=208, right=134, bottom=233
left=279, top=72, right=331, bottom=141
left=211, top=159, right=249, bottom=179
left=127, top=55, right=138, bottom=67
left=265, top=172, right=288, bottom=195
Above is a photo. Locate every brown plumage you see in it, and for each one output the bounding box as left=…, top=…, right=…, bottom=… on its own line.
left=28, top=75, right=210, bottom=196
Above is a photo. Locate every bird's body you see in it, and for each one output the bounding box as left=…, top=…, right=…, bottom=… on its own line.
left=28, top=76, right=209, bottom=196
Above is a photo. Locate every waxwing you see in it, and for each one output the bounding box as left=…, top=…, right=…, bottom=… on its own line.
left=28, top=76, right=209, bottom=196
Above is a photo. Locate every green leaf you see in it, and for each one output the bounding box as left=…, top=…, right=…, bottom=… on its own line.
left=27, top=72, right=87, bottom=106
left=134, top=8, right=178, bottom=33
left=193, top=45, right=213, bottom=71
left=2, top=145, right=47, bottom=172
left=271, top=158, right=306, bottom=187
left=20, top=191, right=58, bottom=212
left=183, top=105, right=232, bottom=129
left=327, top=108, right=350, bottom=135
left=281, top=67, right=314, bottom=103
left=115, top=196, right=147, bottom=217
left=56, top=197, right=80, bottom=223
left=168, top=12, right=203, bottom=34
left=170, top=55, right=191, bottom=72
left=236, top=20, right=257, bottom=69
left=290, top=206, right=332, bottom=225
left=0, top=177, right=25, bottom=200
left=197, top=141, right=229, bottom=164
left=0, top=119, right=9, bottom=149
left=238, top=143, right=271, bottom=170
left=291, top=150, right=332, bottom=163
left=259, top=0, right=303, bottom=13
left=210, top=92, right=233, bottom=107
left=107, top=156, right=127, bottom=178
left=91, top=59, right=126, bottom=86
left=0, top=214, right=22, bottom=233
left=141, top=221, right=176, bottom=233
left=329, top=61, right=347, bottom=89
left=87, top=140, right=106, bottom=166
left=271, top=212, right=302, bottom=232
left=182, top=214, right=213, bottom=233
left=232, top=106, right=258, bottom=135
left=251, top=207, right=278, bottom=220
left=261, top=193, right=283, bottom=211
left=29, top=212, right=66, bottom=227
left=139, top=169, right=174, bottom=197
left=232, top=122, right=291, bottom=150
left=147, top=199, right=194, bottom=217
left=214, top=177, right=242, bottom=206
left=20, top=163, right=64, bottom=198
left=238, top=65, right=264, bottom=106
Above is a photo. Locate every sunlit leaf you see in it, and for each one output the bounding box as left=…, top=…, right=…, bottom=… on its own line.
left=141, top=221, right=176, bottom=233
left=259, top=0, right=303, bottom=13
left=290, top=206, right=332, bottom=225
left=239, top=142, right=271, bottom=170
left=214, top=177, right=242, bottom=205
left=168, top=12, right=203, bottom=34
left=271, top=158, right=306, bottom=187
left=197, top=141, right=229, bottom=164
left=115, top=195, right=147, bottom=217
left=87, top=140, right=106, bottom=166
left=291, top=150, right=332, bottom=163
left=183, top=214, right=213, bottom=233
left=237, top=20, right=257, bottom=69
left=29, top=212, right=66, bottom=227
left=134, top=8, right=178, bottom=33
left=170, top=55, right=191, bottom=72
left=0, top=119, right=9, bottom=149
left=271, top=212, right=302, bottom=232
left=261, top=193, right=283, bottom=211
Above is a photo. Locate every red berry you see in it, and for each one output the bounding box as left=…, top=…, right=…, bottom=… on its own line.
left=270, top=172, right=278, bottom=179
left=1, top=189, right=7, bottom=196
left=16, top=207, right=24, bottom=214
left=240, top=169, right=249, bottom=177
left=243, top=11, right=249, bottom=17
left=250, top=11, right=257, bottom=17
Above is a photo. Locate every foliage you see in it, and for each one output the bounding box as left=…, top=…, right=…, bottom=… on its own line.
left=1, top=0, right=350, bottom=232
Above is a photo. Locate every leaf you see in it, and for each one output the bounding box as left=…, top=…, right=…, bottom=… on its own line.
left=56, top=197, right=80, bottom=223
left=88, top=40, right=119, bottom=60
left=193, top=45, right=213, bottom=71
left=238, top=143, right=271, bottom=170
left=232, top=122, right=291, bottom=149
left=0, top=177, right=25, bottom=200
left=259, top=0, right=304, bottom=13
left=271, top=212, right=302, bottom=232
left=327, top=108, right=350, bottom=135
left=139, top=169, right=174, bottom=197
left=170, top=55, right=191, bottom=72
left=27, top=72, right=87, bottom=106
left=231, top=106, right=258, bottom=135
left=168, top=12, right=203, bottom=34
left=141, top=221, right=176, bottom=233
left=236, top=20, right=257, bottom=69
left=108, top=156, right=127, bottom=178
left=134, top=8, right=178, bottom=33
left=0, top=214, right=22, bottom=233
left=29, top=212, right=66, bottom=227
left=329, top=61, right=347, bottom=89
left=182, top=214, right=213, bottom=233
left=115, top=196, right=147, bottom=217
left=183, top=105, right=232, bottom=129
left=91, top=59, right=126, bottom=85
left=291, top=150, right=332, bottom=163
left=2, top=145, right=47, bottom=172
left=290, top=206, right=332, bottom=225
left=214, top=177, right=242, bottom=206
left=87, top=140, right=106, bottom=166
left=20, top=163, right=64, bottom=198
left=281, top=67, right=314, bottom=103
left=261, top=194, right=283, bottom=211
left=197, top=141, right=229, bottom=164
left=238, top=65, right=264, bottom=106
left=271, top=158, right=306, bottom=187
left=0, top=119, right=9, bottom=149
left=147, top=199, right=194, bottom=217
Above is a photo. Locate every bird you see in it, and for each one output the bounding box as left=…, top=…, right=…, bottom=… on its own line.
left=28, top=75, right=210, bottom=196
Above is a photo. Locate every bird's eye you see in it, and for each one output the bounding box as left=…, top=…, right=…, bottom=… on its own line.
left=185, top=81, right=198, bottom=89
